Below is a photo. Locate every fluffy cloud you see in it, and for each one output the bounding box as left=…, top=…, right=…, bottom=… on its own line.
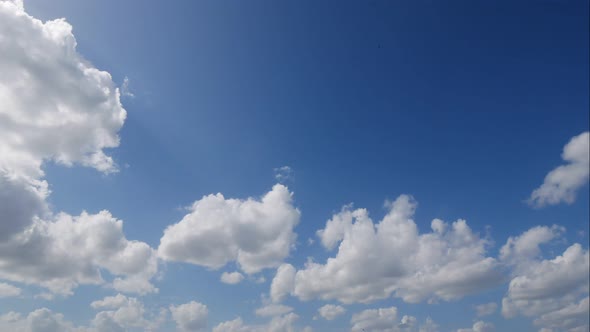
left=475, top=302, right=497, bottom=317
left=0, top=1, right=126, bottom=179
left=213, top=313, right=309, bottom=332
left=0, top=282, right=21, bottom=297
left=456, top=321, right=494, bottom=332
left=501, top=226, right=589, bottom=332
left=220, top=271, right=245, bottom=285
left=90, top=294, right=164, bottom=331
left=270, top=263, right=296, bottom=303
left=0, top=295, right=166, bottom=332
left=292, top=195, right=501, bottom=304
left=170, top=301, right=208, bottom=332
left=350, top=306, right=437, bottom=332
left=0, top=211, right=158, bottom=296
left=0, top=1, right=158, bottom=297
left=529, top=132, right=590, bottom=207
left=317, top=304, right=345, bottom=320
left=159, top=184, right=300, bottom=274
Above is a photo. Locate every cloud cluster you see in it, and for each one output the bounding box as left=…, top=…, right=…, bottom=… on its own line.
left=529, top=132, right=590, bottom=207
left=0, top=1, right=157, bottom=296
left=0, top=294, right=169, bottom=332
left=350, top=306, right=438, bottom=332
left=501, top=226, right=589, bottom=331
left=158, top=184, right=300, bottom=274
left=289, top=195, right=501, bottom=304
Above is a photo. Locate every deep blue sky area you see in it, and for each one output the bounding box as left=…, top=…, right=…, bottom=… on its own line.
left=10, top=0, right=590, bottom=331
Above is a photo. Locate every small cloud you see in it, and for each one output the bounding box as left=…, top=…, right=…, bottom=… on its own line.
left=475, top=302, right=497, bottom=317
left=274, top=166, right=293, bottom=182
left=121, top=76, right=135, bottom=98
left=220, top=271, right=244, bottom=285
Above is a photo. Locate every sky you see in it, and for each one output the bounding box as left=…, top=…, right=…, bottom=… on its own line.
left=0, top=0, right=589, bottom=331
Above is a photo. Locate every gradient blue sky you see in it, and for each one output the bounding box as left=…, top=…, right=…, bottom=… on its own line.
left=1, top=0, right=589, bottom=331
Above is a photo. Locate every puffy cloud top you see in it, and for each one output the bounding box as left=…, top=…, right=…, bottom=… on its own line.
left=159, top=184, right=300, bottom=274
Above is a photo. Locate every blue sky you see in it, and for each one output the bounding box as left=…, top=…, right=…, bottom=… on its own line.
left=0, top=0, right=589, bottom=331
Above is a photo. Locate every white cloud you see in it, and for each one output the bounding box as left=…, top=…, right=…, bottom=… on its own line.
left=213, top=313, right=307, bottom=332
left=0, top=308, right=80, bottom=332
left=293, top=195, right=501, bottom=304
left=0, top=1, right=126, bottom=178
left=500, top=225, right=564, bottom=270
left=475, top=302, right=497, bottom=317
left=0, top=1, right=157, bottom=297
left=0, top=211, right=158, bottom=296
left=170, top=301, right=208, bottom=332
left=0, top=282, right=21, bottom=297
left=220, top=271, right=245, bottom=285
left=350, top=306, right=436, bottom=332
left=270, top=263, right=296, bottom=303
left=533, top=296, right=589, bottom=332
left=501, top=226, right=589, bottom=332
left=529, top=132, right=590, bottom=207
left=317, top=304, right=345, bottom=320
left=457, top=321, right=495, bottom=332
left=0, top=295, right=167, bottom=332
left=255, top=304, right=294, bottom=317
left=159, top=184, right=300, bottom=274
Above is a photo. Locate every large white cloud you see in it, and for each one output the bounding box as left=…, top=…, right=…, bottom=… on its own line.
left=170, top=301, right=208, bottom=332
left=0, top=211, right=158, bottom=296
left=0, top=0, right=157, bottom=296
left=291, top=195, right=501, bottom=304
left=0, top=1, right=126, bottom=179
left=158, top=184, right=300, bottom=274
left=529, top=132, right=590, bottom=207
left=501, top=226, right=589, bottom=332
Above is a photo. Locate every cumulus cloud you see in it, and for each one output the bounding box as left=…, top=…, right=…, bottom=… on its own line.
left=529, top=132, right=590, bottom=207
left=0, top=282, right=21, bottom=297
left=292, top=195, right=501, bottom=304
left=170, top=301, right=208, bottom=332
left=0, top=1, right=126, bottom=178
left=0, top=1, right=158, bottom=297
left=213, top=313, right=309, bottom=332
left=475, top=302, right=497, bottom=317
left=89, top=294, right=165, bottom=331
left=317, top=304, right=345, bottom=320
left=350, top=306, right=437, bottom=332
left=456, top=321, right=495, bottom=332
left=270, top=263, right=296, bottom=303
left=220, top=271, right=245, bottom=285
left=0, top=295, right=167, bottom=332
left=159, top=184, right=300, bottom=274
left=0, top=211, right=158, bottom=296
left=501, top=226, right=589, bottom=332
